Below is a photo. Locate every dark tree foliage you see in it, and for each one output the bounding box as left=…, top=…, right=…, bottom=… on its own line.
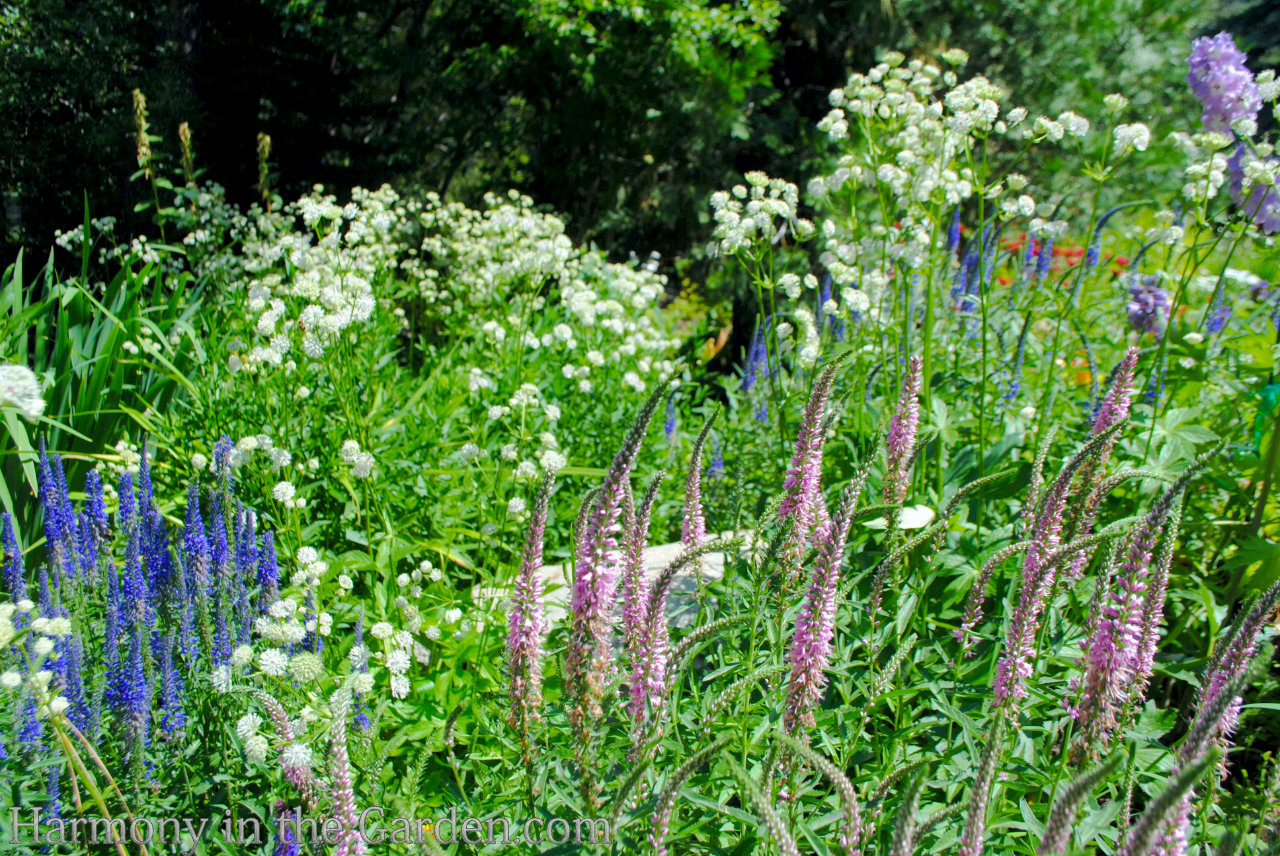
left=2, top=0, right=1208, bottom=275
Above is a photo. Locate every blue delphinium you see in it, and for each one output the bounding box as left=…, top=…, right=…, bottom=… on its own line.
left=947, top=206, right=962, bottom=255
left=1227, top=144, right=1280, bottom=235
left=1187, top=33, right=1260, bottom=135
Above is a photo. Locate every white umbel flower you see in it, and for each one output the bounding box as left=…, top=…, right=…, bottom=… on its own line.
left=0, top=365, right=45, bottom=422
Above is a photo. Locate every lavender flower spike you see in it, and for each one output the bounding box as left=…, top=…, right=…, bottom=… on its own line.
left=681, top=408, right=719, bottom=568
left=778, top=356, right=848, bottom=583
left=784, top=476, right=864, bottom=734
left=506, top=474, right=554, bottom=763
left=959, top=711, right=1007, bottom=856
left=623, top=474, right=666, bottom=731
left=1091, top=346, right=1139, bottom=436
left=1141, top=583, right=1279, bottom=854
left=328, top=690, right=366, bottom=856
left=882, top=356, right=923, bottom=519
left=992, top=423, right=1128, bottom=707
left=565, top=378, right=670, bottom=806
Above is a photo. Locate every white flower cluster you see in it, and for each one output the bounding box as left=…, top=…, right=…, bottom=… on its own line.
left=709, top=171, right=812, bottom=256
left=340, top=439, right=375, bottom=479
left=229, top=185, right=405, bottom=373
left=0, top=602, right=76, bottom=718
left=0, top=365, right=45, bottom=422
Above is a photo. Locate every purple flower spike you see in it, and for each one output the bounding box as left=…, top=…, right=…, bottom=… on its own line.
left=565, top=380, right=669, bottom=806
left=1187, top=33, right=1260, bottom=135
left=1091, top=347, right=1139, bottom=436
left=784, top=477, right=864, bottom=734
left=328, top=692, right=366, bottom=856
left=682, top=410, right=719, bottom=569
left=778, top=358, right=847, bottom=583
left=506, top=475, right=554, bottom=763
left=623, top=475, right=667, bottom=733
left=882, top=356, right=924, bottom=514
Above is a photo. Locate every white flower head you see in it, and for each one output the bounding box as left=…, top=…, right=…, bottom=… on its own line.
left=0, top=365, right=45, bottom=422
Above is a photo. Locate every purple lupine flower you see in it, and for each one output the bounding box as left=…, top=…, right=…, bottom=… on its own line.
left=663, top=393, right=676, bottom=444
left=507, top=475, right=553, bottom=762
left=328, top=692, right=366, bottom=856
left=565, top=382, right=668, bottom=805
left=778, top=361, right=843, bottom=583
left=784, top=482, right=861, bottom=734
left=1187, top=33, right=1261, bottom=135
left=947, top=206, right=962, bottom=254
left=1127, top=275, right=1171, bottom=338
left=2, top=513, right=25, bottom=600
left=1227, top=145, right=1280, bottom=235
left=882, top=356, right=924, bottom=512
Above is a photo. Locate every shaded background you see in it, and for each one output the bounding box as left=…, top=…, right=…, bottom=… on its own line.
left=1, top=0, right=1269, bottom=274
